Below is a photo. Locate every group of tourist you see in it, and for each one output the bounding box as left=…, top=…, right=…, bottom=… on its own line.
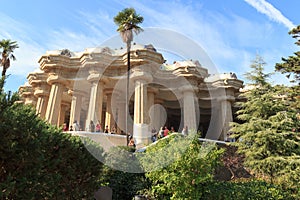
left=63, top=121, right=189, bottom=143
left=88, top=120, right=105, bottom=132
left=150, top=125, right=189, bottom=142
left=62, top=120, right=121, bottom=135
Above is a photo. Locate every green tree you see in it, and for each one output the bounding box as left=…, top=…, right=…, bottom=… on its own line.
left=0, top=39, right=19, bottom=77
left=231, top=55, right=300, bottom=188
left=276, top=25, right=300, bottom=84
left=114, top=8, right=143, bottom=52
left=140, top=133, right=224, bottom=199
left=0, top=78, right=105, bottom=199
left=276, top=25, right=300, bottom=110
left=114, top=8, right=143, bottom=144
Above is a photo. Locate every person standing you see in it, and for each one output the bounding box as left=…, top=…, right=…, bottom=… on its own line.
left=95, top=120, right=102, bottom=132
left=182, top=126, right=188, bottom=136
left=89, top=120, right=95, bottom=132
left=104, top=125, right=109, bottom=133
left=163, top=126, right=169, bottom=137
left=73, top=120, right=80, bottom=131
left=159, top=127, right=164, bottom=138
left=111, top=126, right=116, bottom=134
left=170, top=126, right=175, bottom=133
left=62, top=123, right=68, bottom=131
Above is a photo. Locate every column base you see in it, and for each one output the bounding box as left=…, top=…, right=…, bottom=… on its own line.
left=133, top=123, right=151, bottom=148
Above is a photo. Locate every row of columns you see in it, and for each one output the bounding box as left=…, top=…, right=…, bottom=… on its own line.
left=32, top=76, right=234, bottom=143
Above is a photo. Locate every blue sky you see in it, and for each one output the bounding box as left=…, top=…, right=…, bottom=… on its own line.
left=1, top=0, right=299, bottom=92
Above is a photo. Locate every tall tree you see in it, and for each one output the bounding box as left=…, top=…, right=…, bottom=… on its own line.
left=276, top=25, right=300, bottom=84
left=231, top=55, right=300, bottom=187
left=0, top=39, right=19, bottom=77
left=114, top=8, right=143, bottom=145
left=276, top=25, right=300, bottom=110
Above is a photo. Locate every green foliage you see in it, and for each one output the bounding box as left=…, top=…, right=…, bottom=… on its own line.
left=231, top=56, right=300, bottom=188
left=114, top=7, right=143, bottom=46
left=0, top=77, right=104, bottom=199
left=276, top=25, right=300, bottom=84
left=0, top=39, right=19, bottom=77
left=276, top=25, right=300, bottom=110
left=100, top=146, right=148, bottom=200
left=113, top=8, right=144, bottom=33
left=202, top=180, right=296, bottom=200
left=244, top=54, right=272, bottom=87
left=140, top=133, right=224, bottom=200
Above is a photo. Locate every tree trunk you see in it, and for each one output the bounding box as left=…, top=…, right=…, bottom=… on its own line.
left=2, top=68, right=7, bottom=77
left=126, top=49, right=130, bottom=146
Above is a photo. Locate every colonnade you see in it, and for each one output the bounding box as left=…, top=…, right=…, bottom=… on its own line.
left=22, top=47, right=243, bottom=146
left=29, top=79, right=236, bottom=147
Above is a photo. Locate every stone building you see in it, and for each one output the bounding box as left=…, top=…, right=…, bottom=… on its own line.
left=19, top=44, right=243, bottom=145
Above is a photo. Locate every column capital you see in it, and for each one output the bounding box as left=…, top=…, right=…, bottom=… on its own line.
left=131, top=70, right=153, bottom=83
left=34, top=89, right=50, bottom=97
left=87, top=72, right=101, bottom=83
left=68, top=89, right=87, bottom=97
left=47, top=73, right=69, bottom=86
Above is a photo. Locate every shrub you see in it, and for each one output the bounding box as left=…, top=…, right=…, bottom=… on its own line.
left=202, top=180, right=296, bottom=200
left=140, top=133, right=224, bottom=200
left=0, top=78, right=105, bottom=199
left=100, top=146, right=149, bottom=200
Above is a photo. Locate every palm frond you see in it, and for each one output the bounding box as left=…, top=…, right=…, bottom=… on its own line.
left=114, top=8, right=143, bottom=48
left=0, top=39, right=18, bottom=76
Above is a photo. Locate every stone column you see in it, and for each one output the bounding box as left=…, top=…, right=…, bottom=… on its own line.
left=182, top=86, right=197, bottom=132
left=86, top=78, right=104, bottom=131
left=35, top=95, right=49, bottom=119
left=104, top=90, right=115, bottom=131
left=220, top=96, right=234, bottom=141
left=69, top=90, right=84, bottom=129
left=117, top=99, right=126, bottom=134
left=134, top=80, right=147, bottom=124
left=131, top=71, right=153, bottom=147
left=147, top=88, right=157, bottom=130
left=45, top=82, right=65, bottom=125
left=27, top=73, right=47, bottom=115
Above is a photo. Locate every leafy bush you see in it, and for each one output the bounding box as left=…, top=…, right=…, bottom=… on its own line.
left=202, top=180, right=296, bottom=200
left=0, top=78, right=105, bottom=199
left=100, top=146, right=149, bottom=200
left=140, top=133, right=224, bottom=200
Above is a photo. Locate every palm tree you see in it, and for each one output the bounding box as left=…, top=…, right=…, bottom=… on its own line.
left=114, top=8, right=143, bottom=145
left=0, top=39, right=19, bottom=77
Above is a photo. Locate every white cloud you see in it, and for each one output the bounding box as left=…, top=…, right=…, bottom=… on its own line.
left=244, top=0, right=296, bottom=30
